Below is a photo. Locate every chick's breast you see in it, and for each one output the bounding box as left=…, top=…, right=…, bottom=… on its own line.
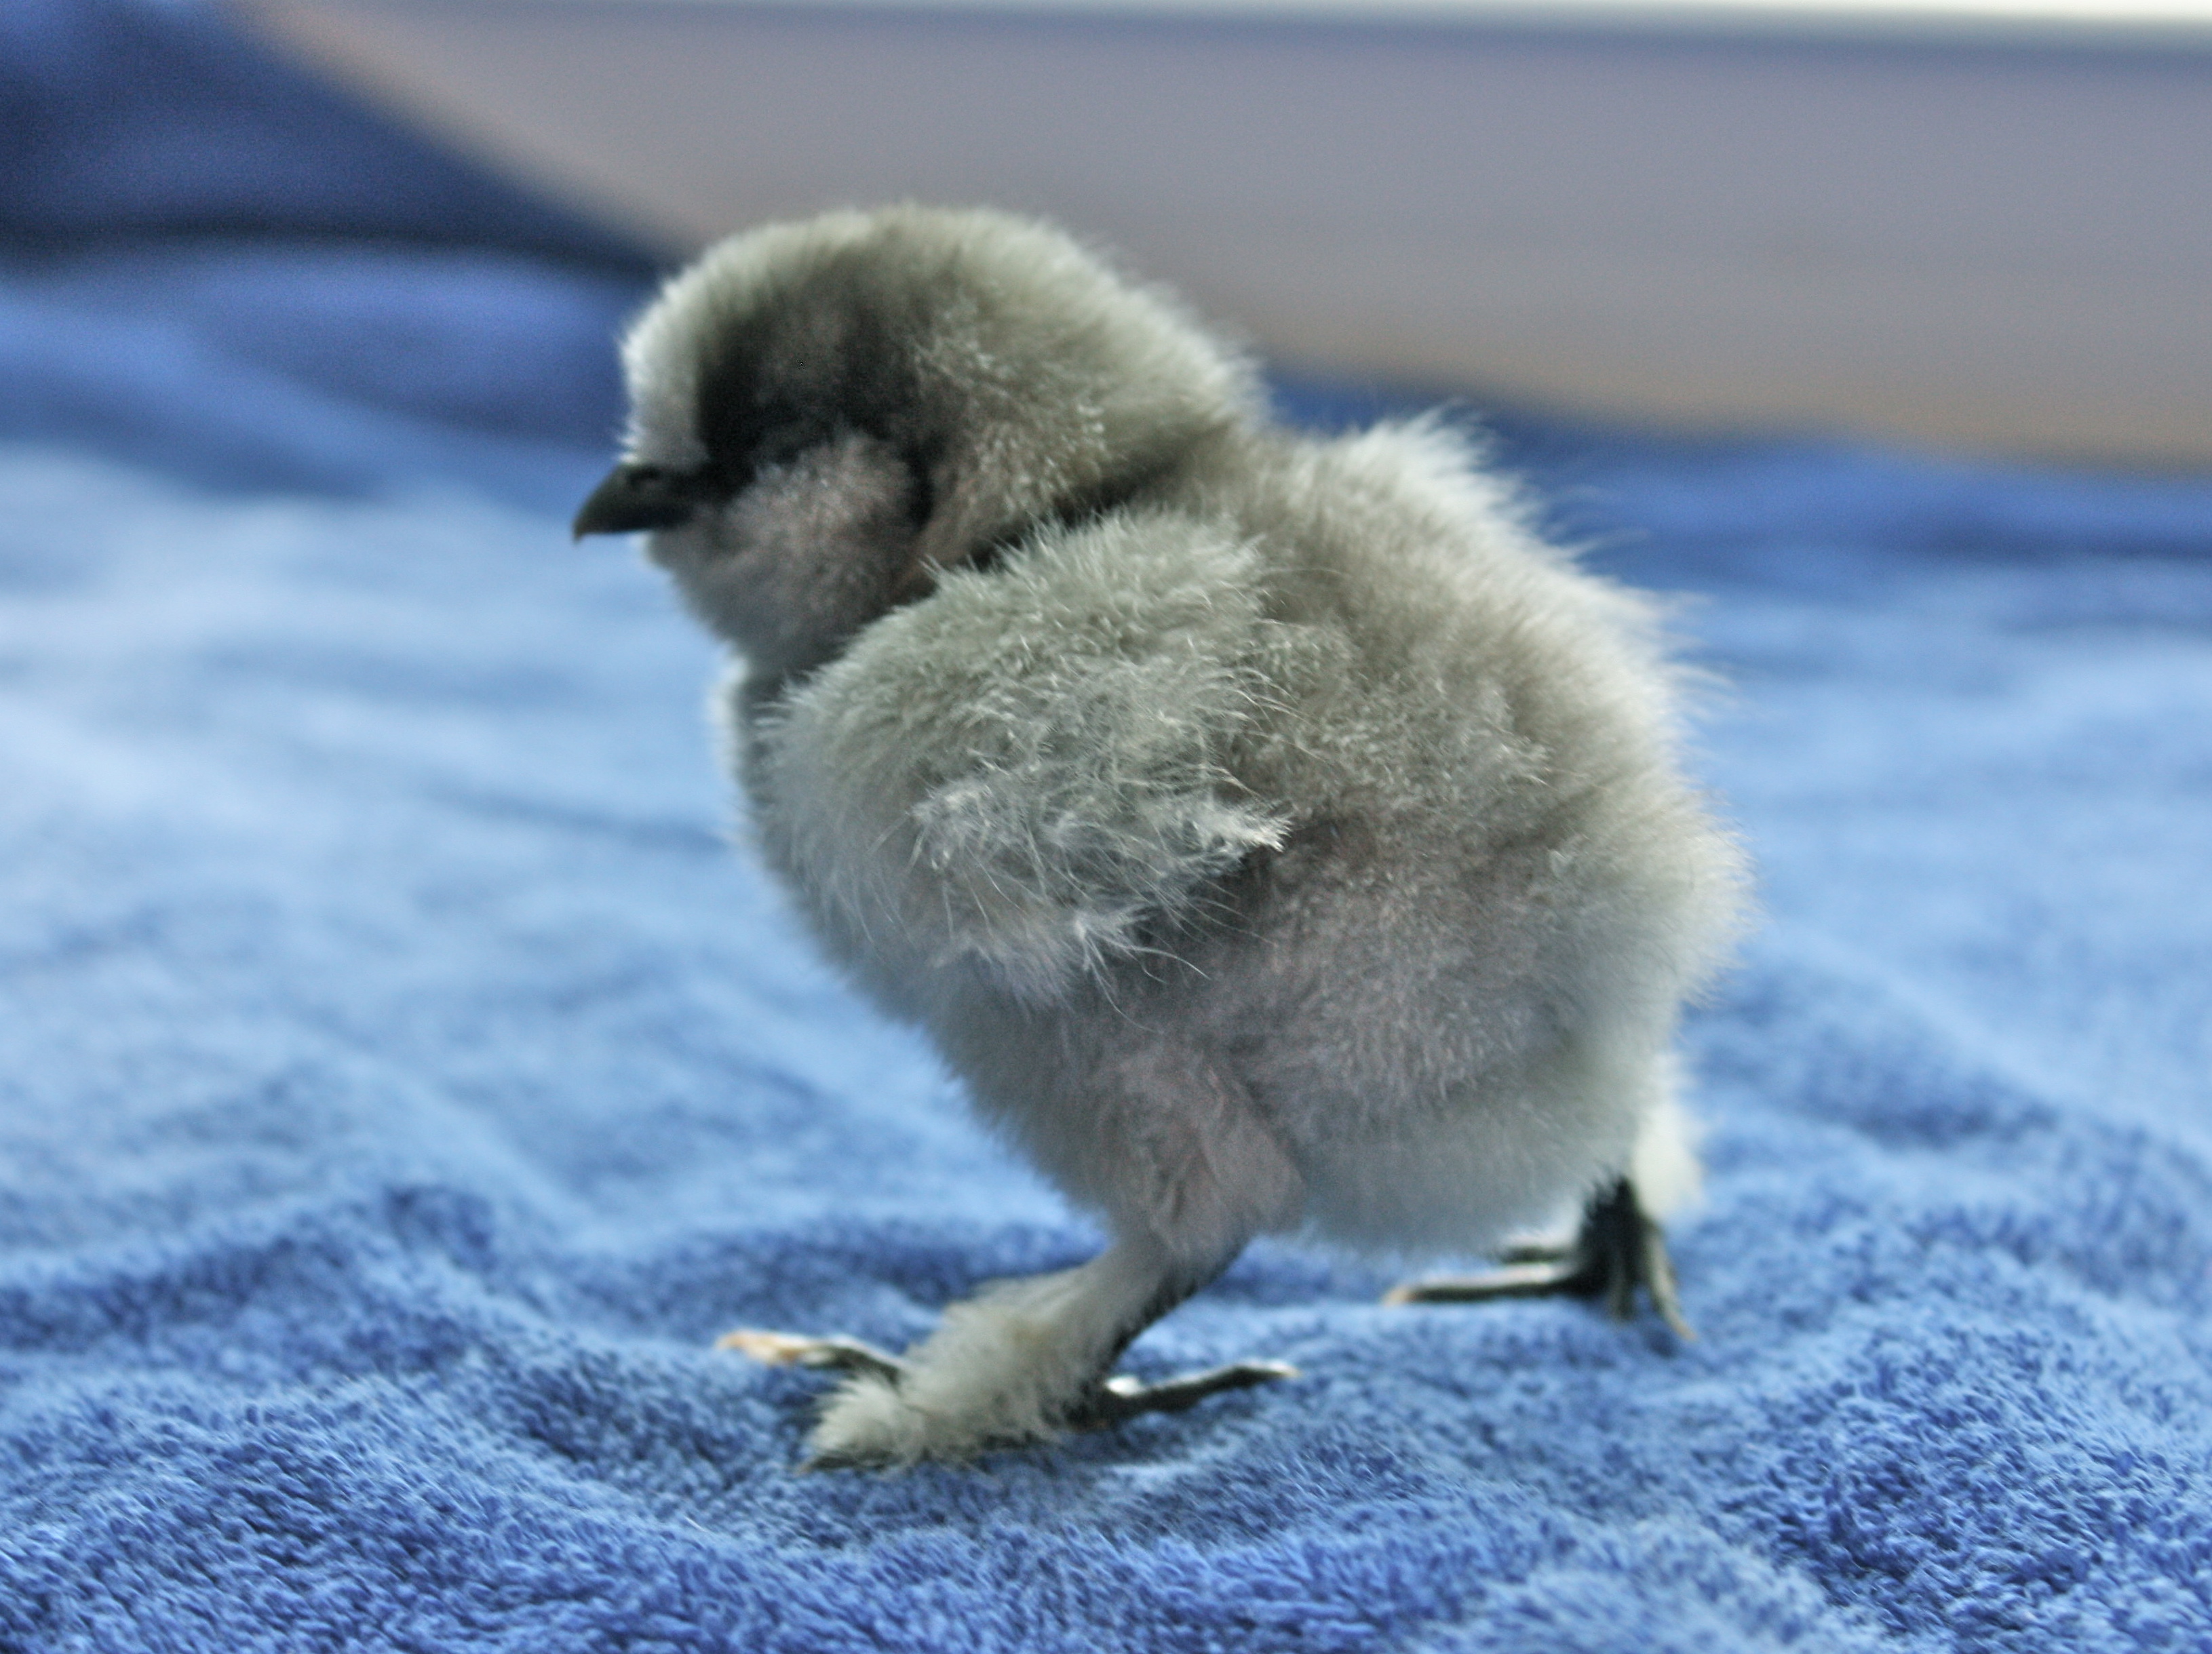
left=743, top=505, right=1292, bottom=1013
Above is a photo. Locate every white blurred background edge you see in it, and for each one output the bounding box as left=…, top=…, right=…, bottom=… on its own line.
left=223, top=0, right=2212, bottom=465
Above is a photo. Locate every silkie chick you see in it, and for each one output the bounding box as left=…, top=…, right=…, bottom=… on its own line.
left=574, top=206, right=1747, bottom=1470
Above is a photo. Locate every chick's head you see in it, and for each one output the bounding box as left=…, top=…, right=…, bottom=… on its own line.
left=575, top=206, right=1261, bottom=682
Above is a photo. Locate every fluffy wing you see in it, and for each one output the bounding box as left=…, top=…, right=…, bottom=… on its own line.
left=752, top=509, right=1289, bottom=1003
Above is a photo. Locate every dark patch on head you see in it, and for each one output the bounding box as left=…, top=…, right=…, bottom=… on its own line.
left=692, top=235, right=950, bottom=513
left=680, top=219, right=1233, bottom=585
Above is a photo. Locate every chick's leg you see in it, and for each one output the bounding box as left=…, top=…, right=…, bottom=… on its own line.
left=725, top=1234, right=1289, bottom=1470
left=1384, top=1177, right=1695, bottom=1339
left=724, top=1046, right=1304, bottom=1468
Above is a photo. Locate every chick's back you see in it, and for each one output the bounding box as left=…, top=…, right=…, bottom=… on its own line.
left=1180, top=418, right=1744, bottom=1249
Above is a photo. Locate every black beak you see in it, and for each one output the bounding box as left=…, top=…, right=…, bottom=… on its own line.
left=571, top=462, right=716, bottom=540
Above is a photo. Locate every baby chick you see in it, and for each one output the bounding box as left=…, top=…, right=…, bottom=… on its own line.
left=574, top=207, right=1746, bottom=1469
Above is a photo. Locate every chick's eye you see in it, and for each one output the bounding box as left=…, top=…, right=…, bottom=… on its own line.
left=752, top=422, right=822, bottom=473
left=902, top=448, right=937, bottom=530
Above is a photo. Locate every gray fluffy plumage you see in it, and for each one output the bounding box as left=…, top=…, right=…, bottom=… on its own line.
left=577, top=206, right=1748, bottom=1468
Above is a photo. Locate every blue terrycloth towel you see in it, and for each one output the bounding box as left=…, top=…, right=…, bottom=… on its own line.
left=4, top=3, right=2209, bottom=1648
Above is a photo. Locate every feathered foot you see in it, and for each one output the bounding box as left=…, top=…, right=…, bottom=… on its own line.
left=718, top=1240, right=1297, bottom=1468
left=719, top=1326, right=1295, bottom=1465
left=1382, top=1177, right=1694, bottom=1339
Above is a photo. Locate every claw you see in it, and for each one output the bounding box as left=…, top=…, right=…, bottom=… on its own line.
left=1072, top=1359, right=1300, bottom=1430
left=1384, top=1177, right=1695, bottom=1339
left=716, top=1328, right=910, bottom=1384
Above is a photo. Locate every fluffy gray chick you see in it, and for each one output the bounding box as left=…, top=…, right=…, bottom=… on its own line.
left=574, top=206, right=1747, bottom=1470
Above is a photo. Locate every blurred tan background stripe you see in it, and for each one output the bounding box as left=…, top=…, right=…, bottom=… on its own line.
left=229, top=0, right=2212, bottom=466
